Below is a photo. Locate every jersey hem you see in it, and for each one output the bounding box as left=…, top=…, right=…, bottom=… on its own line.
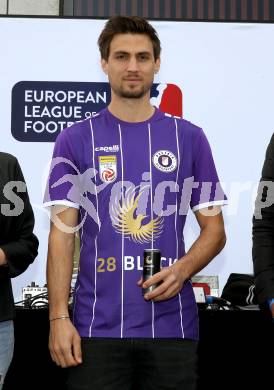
left=43, top=200, right=80, bottom=209
left=192, top=199, right=228, bottom=212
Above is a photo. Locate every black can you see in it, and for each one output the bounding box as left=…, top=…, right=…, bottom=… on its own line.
left=142, top=249, right=161, bottom=295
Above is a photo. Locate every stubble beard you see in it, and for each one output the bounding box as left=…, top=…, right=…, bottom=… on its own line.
left=119, top=89, right=146, bottom=99
left=113, top=81, right=153, bottom=99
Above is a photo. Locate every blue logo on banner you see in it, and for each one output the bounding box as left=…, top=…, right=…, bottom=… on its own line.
left=11, top=81, right=183, bottom=142
left=11, top=81, right=111, bottom=142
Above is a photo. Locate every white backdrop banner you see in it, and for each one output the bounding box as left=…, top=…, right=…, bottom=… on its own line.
left=1, top=17, right=273, bottom=301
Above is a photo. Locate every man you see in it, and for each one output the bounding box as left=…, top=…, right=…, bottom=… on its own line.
left=0, top=152, right=39, bottom=390
left=253, top=134, right=274, bottom=319
left=44, top=16, right=226, bottom=390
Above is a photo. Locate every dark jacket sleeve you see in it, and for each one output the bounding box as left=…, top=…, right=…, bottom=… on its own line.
left=252, top=133, right=274, bottom=304
left=0, top=158, right=39, bottom=278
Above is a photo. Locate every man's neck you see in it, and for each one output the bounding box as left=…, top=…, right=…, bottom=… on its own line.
left=108, top=95, right=155, bottom=123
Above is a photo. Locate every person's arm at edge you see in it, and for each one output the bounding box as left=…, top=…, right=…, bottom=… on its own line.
left=268, top=299, right=274, bottom=319
left=0, top=158, right=38, bottom=275
left=253, top=133, right=274, bottom=316
left=47, top=205, right=82, bottom=368
left=0, top=248, right=7, bottom=266
left=140, top=206, right=226, bottom=301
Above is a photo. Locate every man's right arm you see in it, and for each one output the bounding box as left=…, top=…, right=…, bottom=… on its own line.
left=47, top=205, right=82, bottom=367
left=253, top=133, right=274, bottom=316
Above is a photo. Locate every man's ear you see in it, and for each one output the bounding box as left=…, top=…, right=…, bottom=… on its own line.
left=155, top=57, right=161, bottom=74
left=101, top=58, right=108, bottom=75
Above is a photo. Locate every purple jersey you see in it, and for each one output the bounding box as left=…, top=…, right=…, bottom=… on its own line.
left=44, top=107, right=226, bottom=340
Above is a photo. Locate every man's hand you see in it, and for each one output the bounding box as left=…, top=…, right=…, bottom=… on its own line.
left=137, top=260, right=186, bottom=302
left=49, top=318, right=82, bottom=368
left=137, top=207, right=225, bottom=302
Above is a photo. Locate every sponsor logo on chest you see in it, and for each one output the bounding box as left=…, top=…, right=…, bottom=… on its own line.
left=98, top=155, right=117, bottom=182
left=95, top=145, right=119, bottom=153
left=152, top=150, right=177, bottom=173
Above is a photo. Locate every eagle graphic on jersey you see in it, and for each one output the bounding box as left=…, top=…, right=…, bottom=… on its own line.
left=111, top=186, right=163, bottom=243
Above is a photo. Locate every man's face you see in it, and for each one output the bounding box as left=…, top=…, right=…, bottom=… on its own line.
left=101, top=33, right=160, bottom=99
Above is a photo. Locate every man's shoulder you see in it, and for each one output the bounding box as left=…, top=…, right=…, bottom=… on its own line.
left=58, top=111, right=104, bottom=141
left=266, top=133, right=274, bottom=155
left=160, top=111, right=203, bottom=137
left=0, top=152, right=18, bottom=167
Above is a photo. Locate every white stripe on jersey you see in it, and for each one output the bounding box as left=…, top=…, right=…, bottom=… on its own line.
left=148, top=123, right=155, bottom=338
left=73, top=285, right=80, bottom=324
left=148, top=123, right=154, bottom=249
left=78, top=207, right=84, bottom=277
left=118, top=124, right=125, bottom=338
left=88, top=119, right=100, bottom=337
left=175, top=118, right=185, bottom=338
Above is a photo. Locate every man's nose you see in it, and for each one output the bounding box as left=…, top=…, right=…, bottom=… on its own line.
left=127, top=56, right=138, bottom=71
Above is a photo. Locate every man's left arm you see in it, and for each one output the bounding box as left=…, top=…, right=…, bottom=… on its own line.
left=0, top=159, right=39, bottom=277
left=141, top=206, right=226, bottom=301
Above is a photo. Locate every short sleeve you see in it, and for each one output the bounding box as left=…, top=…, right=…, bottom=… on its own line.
left=43, top=130, right=81, bottom=209
left=190, top=129, right=227, bottom=211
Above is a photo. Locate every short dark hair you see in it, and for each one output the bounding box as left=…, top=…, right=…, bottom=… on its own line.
left=98, top=16, right=161, bottom=61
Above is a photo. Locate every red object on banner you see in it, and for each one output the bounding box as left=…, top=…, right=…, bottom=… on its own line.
left=159, top=83, right=183, bottom=117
